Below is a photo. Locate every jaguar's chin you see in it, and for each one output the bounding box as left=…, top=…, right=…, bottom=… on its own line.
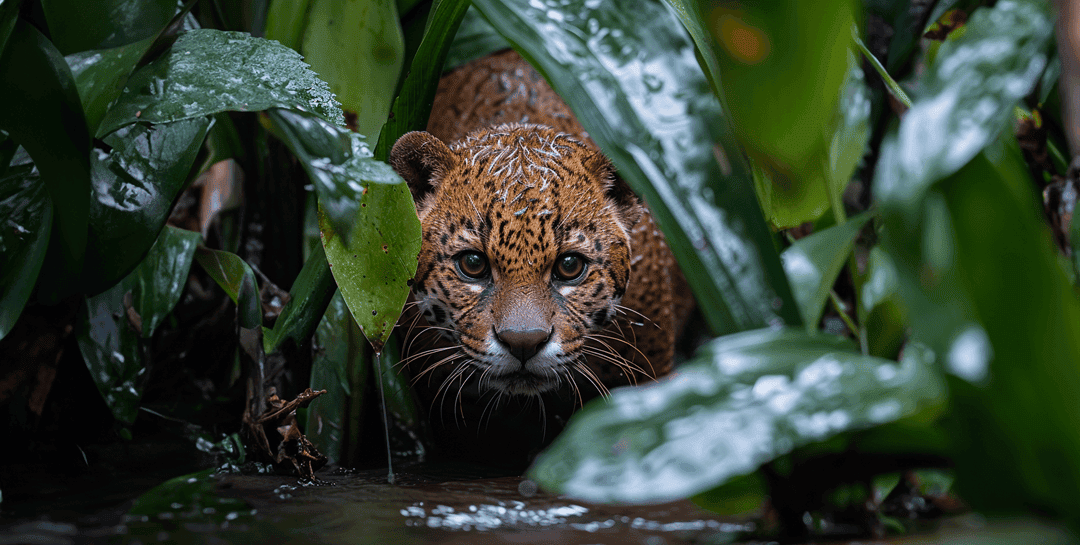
left=485, top=370, right=559, bottom=396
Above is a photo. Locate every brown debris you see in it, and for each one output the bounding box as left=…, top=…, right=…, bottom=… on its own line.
left=244, top=387, right=329, bottom=480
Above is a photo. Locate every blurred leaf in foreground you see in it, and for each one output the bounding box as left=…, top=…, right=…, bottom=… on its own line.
left=0, top=165, right=52, bottom=340
left=530, top=329, right=945, bottom=504
left=781, top=213, right=871, bottom=329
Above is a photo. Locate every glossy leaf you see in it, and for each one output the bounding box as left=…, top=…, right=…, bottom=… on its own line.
left=98, top=29, right=343, bottom=137
left=194, top=246, right=262, bottom=329
left=0, top=0, right=19, bottom=58
left=471, top=0, right=801, bottom=335
left=84, top=117, right=212, bottom=295
left=77, top=280, right=146, bottom=425
left=299, top=0, right=404, bottom=139
left=0, top=165, right=52, bottom=340
left=130, top=226, right=201, bottom=338
left=874, top=0, right=1051, bottom=207
left=318, top=176, right=420, bottom=351
left=375, top=0, right=471, bottom=159
left=0, top=21, right=90, bottom=302
left=709, top=0, right=856, bottom=228
left=780, top=213, right=870, bottom=328
left=529, top=329, right=946, bottom=504
left=41, top=0, right=177, bottom=54
left=263, top=242, right=336, bottom=354
left=307, top=291, right=369, bottom=464
left=66, top=36, right=156, bottom=133
left=268, top=108, right=408, bottom=249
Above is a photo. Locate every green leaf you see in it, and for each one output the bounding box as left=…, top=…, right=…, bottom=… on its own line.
left=262, top=242, right=336, bottom=354
left=709, top=0, right=856, bottom=228
left=65, top=36, right=156, bottom=133
left=269, top=108, right=409, bottom=248
left=0, top=0, right=19, bottom=58
left=264, top=0, right=312, bottom=51
left=0, top=20, right=91, bottom=302
left=41, top=0, right=177, bottom=54
left=298, top=0, right=404, bottom=139
left=529, top=329, right=945, bottom=504
left=194, top=246, right=262, bottom=330
left=442, top=6, right=510, bottom=72
left=0, top=165, right=52, bottom=340
left=98, top=29, right=344, bottom=137
left=471, top=0, right=801, bottom=334
left=374, top=0, right=471, bottom=160
left=77, top=280, right=146, bottom=425
left=874, top=0, right=1051, bottom=208
left=307, top=291, right=369, bottom=464
left=317, top=176, right=420, bottom=351
left=129, top=226, right=201, bottom=338
left=84, top=117, right=212, bottom=295
left=781, top=213, right=870, bottom=328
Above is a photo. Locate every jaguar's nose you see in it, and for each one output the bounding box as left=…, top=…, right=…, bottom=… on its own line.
left=496, top=327, right=552, bottom=363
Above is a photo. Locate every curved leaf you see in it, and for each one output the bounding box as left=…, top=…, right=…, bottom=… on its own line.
left=195, top=246, right=262, bottom=330
left=77, top=283, right=146, bottom=425
left=41, top=0, right=177, bottom=54
left=0, top=20, right=90, bottom=302
left=66, top=36, right=156, bottom=133
left=84, top=117, right=212, bottom=295
left=442, top=6, right=510, bottom=72
left=0, top=165, right=52, bottom=340
left=131, top=226, right=201, bottom=338
left=318, top=178, right=420, bottom=351
left=262, top=242, right=336, bottom=354
left=98, top=29, right=343, bottom=137
left=471, top=0, right=801, bottom=334
left=529, top=329, right=945, bottom=504
left=781, top=213, right=870, bottom=328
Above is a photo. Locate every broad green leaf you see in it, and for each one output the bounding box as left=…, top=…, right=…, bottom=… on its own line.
left=0, top=0, right=19, bottom=58
left=661, top=0, right=724, bottom=98
left=780, top=213, right=870, bottom=328
left=374, top=0, right=471, bottom=160
left=66, top=36, right=156, bottom=133
left=126, top=469, right=256, bottom=530
left=269, top=108, right=408, bottom=248
left=442, top=6, right=510, bottom=72
left=307, top=291, right=369, bottom=464
left=263, top=242, right=336, bottom=354
left=709, top=0, right=856, bottom=228
left=860, top=246, right=899, bottom=314
left=829, top=51, right=871, bottom=203
left=41, top=0, right=177, bottom=54
left=317, top=176, right=420, bottom=351
left=0, top=165, right=52, bottom=340
left=471, top=0, right=801, bottom=334
left=130, top=226, right=201, bottom=338
left=264, top=0, right=312, bottom=51
left=77, top=280, right=146, bottom=424
left=84, top=117, right=212, bottom=295
left=874, top=0, right=1051, bottom=207
left=529, top=329, right=945, bottom=504
left=299, top=0, right=404, bottom=139
left=98, top=29, right=343, bottom=137
left=194, top=246, right=262, bottom=330
left=0, top=21, right=90, bottom=302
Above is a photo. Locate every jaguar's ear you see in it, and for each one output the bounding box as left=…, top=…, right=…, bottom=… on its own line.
left=389, top=131, right=457, bottom=202
left=585, top=150, right=644, bottom=227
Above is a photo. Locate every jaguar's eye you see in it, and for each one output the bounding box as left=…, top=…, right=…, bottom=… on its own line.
left=553, top=253, right=587, bottom=282
left=455, top=251, right=490, bottom=280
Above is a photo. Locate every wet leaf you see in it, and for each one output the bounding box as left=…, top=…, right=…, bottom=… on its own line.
left=780, top=213, right=870, bottom=328
left=41, top=0, right=177, bottom=54
left=129, top=226, right=201, bottom=338
left=77, top=278, right=146, bottom=425
left=874, top=0, right=1051, bottom=207
left=709, top=0, right=857, bottom=228
left=0, top=20, right=91, bottom=302
left=263, top=242, right=337, bottom=354
left=66, top=36, right=156, bottom=133
left=126, top=469, right=256, bottom=529
left=374, top=0, right=471, bottom=159
left=471, top=0, right=801, bottom=334
left=307, top=291, right=369, bottom=464
left=194, top=246, right=262, bottom=330
left=317, top=175, right=420, bottom=350
left=0, top=165, right=52, bottom=340
left=98, top=29, right=343, bottom=137
left=529, top=330, right=945, bottom=504
left=298, top=0, right=404, bottom=138
left=84, top=117, right=212, bottom=295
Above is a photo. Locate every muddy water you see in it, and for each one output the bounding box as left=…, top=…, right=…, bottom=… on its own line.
left=120, top=465, right=751, bottom=544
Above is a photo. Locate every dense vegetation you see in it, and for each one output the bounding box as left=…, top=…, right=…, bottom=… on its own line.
left=0, top=0, right=1076, bottom=540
